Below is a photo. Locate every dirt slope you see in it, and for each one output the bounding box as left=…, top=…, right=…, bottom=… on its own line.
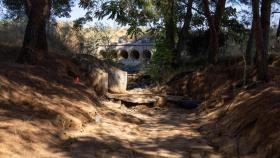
left=0, top=62, right=99, bottom=157
left=164, top=57, right=280, bottom=158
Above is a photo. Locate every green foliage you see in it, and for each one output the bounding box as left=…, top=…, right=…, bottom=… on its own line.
left=222, top=6, right=248, bottom=45
left=147, top=42, right=175, bottom=82
left=100, top=49, right=118, bottom=60
left=127, top=25, right=144, bottom=40
left=1, top=0, right=76, bottom=19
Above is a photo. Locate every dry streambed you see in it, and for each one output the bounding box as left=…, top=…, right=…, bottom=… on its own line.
left=62, top=101, right=222, bottom=158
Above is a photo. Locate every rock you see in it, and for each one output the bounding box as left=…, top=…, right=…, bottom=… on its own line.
left=177, top=100, right=201, bottom=109
left=88, top=67, right=108, bottom=96
left=71, top=54, right=128, bottom=94
left=108, top=67, right=127, bottom=94
left=155, top=96, right=167, bottom=107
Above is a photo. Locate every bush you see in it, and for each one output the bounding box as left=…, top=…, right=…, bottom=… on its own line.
left=147, top=42, right=175, bottom=83
left=100, top=49, right=118, bottom=60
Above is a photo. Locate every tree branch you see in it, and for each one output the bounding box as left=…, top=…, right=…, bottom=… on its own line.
left=272, top=11, right=280, bottom=14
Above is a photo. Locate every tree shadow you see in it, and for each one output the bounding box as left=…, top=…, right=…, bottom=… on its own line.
left=53, top=133, right=220, bottom=158
left=53, top=136, right=157, bottom=158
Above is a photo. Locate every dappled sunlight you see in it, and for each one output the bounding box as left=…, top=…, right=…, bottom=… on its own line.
left=0, top=63, right=98, bottom=157
left=55, top=101, right=221, bottom=158
left=0, top=62, right=221, bottom=158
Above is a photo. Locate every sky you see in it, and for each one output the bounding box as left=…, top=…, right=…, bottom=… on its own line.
left=57, top=3, right=120, bottom=28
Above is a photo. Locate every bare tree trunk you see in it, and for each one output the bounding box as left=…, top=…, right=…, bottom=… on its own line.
left=208, top=28, right=220, bottom=64
left=261, top=0, right=271, bottom=52
left=277, top=18, right=280, bottom=43
left=17, top=0, right=51, bottom=64
left=245, top=28, right=254, bottom=66
left=202, top=0, right=226, bottom=64
left=176, top=0, right=194, bottom=61
left=165, top=0, right=176, bottom=51
left=244, top=20, right=255, bottom=86
left=252, top=0, right=269, bottom=81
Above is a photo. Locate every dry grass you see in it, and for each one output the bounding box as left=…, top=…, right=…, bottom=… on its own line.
left=0, top=21, right=129, bottom=56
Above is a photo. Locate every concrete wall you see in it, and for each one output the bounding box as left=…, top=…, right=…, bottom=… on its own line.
left=97, top=44, right=154, bottom=66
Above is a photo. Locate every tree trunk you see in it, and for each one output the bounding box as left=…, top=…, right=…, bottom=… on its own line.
left=261, top=0, right=271, bottom=52
left=176, top=0, right=194, bottom=62
left=277, top=18, right=280, bottom=43
left=208, top=28, right=219, bottom=64
left=245, top=22, right=255, bottom=66
left=252, top=0, right=269, bottom=81
left=165, top=19, right=176, bottom=50
left=244, top=21, right=255, bottom=86
left=17, top=0, right=51, bottom=64
left=164, top=0, right=176, bottom=51
left=202, top=0, right=226, bottom=64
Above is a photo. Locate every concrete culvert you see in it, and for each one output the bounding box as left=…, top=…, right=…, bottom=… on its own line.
left=99, top=50, right=107, bottom=58
left=142, top=50, right=152, bottom=60
left=130, top=50, right=140, bottom=60
left=119, top=50, right=129, bottom=59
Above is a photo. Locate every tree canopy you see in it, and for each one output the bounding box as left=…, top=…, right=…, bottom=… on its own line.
left=1, top=0, right=280, bottom=81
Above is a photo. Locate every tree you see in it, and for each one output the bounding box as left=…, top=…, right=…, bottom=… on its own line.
left=176, top=0, right=194, bottom=63
left=1, top=0, right=92, bottom=64
left=16, top=0, right=51, bottom=64
left=162, top=0, right=177, bottom=51
left=251, top=0, right=271, bottom=81
left=277, top=18, right=280, bottom=42
left=202, top=0, right=226, bottom=64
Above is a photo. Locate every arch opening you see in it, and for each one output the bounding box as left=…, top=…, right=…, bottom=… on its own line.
left=99, top=50, right=107, bottom=58
left=130, top=50, right=140, bottom=60
left=142, top=50, right=152, bottom=60
left=118, top=49, right=129, bottom=59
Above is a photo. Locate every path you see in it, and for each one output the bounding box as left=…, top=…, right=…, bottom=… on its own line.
left=60, top=101, right=222, bottom=158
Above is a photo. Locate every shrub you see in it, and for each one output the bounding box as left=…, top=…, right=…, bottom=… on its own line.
left=147, top=42, right=175, bottom=83
left=100, top=49, right=118, bottom=60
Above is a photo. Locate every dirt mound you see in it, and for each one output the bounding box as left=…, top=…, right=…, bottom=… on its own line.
left=206, top=87, right=280, bottom=157
left=164, top=65, right=243, bottom=101
left=165, top=56, right=280, bottom=158
left=0, top=62, right=99, bottom=157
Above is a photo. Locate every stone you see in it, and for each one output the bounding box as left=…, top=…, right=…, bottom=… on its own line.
left=71, top=54, right=128, bottom=94
left=155, top=96, right=167, bottom=107
left=177, top=100, right=201, bottom=109
left=88, top=68, right=108, bottom=96
left=108, top=67, right=127, bottom=94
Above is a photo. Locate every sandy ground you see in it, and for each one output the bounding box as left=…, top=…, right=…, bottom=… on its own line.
left=0, top=62, right=221, bottom=158
left=60, top=101, right=222, bottom=158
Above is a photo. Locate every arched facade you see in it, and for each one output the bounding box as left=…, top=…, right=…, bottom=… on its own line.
left=97, top=37, right=155, bottom=65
